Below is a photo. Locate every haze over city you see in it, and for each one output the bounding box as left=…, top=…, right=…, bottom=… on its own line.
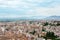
left=0, top=0, right=60, bottom=40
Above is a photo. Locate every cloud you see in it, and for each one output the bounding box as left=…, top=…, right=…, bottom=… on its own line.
left=0, top=0, right=20, bottom=8
left=0, top=0, right=60, bottom=18
left=24, top=7, right=60, bottom=16
left=0, top=0, right=55, bottom=8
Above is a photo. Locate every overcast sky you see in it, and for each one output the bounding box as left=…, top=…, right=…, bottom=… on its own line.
left=0, top=0, right=60, bottom=18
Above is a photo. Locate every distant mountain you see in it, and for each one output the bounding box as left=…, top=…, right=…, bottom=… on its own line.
left=0, top=16, right=60, bottom=22
left=0, top=16, right=45, bottom=22
left=45, top=16, right=60, bottom=21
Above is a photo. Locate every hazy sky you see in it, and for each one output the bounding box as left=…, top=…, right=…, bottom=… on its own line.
left=0, top=0, right=60, bottom=18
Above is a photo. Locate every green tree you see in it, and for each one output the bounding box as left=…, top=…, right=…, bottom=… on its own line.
left=43, top=22, right=49, bottom=26
left=43, top=32, right=58, bottom=40
left=29, top=30, right=36, bottom=35
left=56, top=23, right=60, bottom=26
left=42, top=28, right=46, bottom=31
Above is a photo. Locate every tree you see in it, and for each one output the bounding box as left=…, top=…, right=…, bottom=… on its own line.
left=29, top=30, right=36, bottom=35
left=29, top=21, right=33, bottom=24
left=43, top=32, right=58, bottom=40
left=42, top=28, right=46, bottom=31
left=56, top=23, right=60, bottom=26
left=43, top=22, right=49, bottom=26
